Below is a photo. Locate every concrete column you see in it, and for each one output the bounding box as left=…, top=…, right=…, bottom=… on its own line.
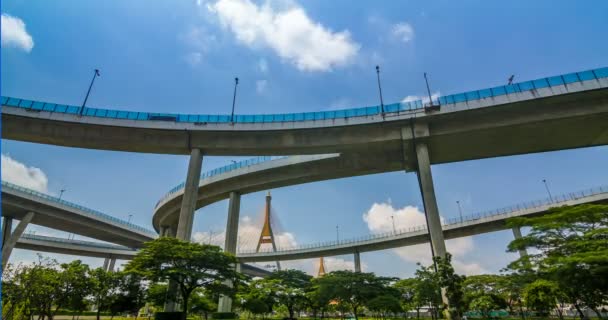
left=511, top=227, right=528, bottom=258
left=108, top=258, right=116, bottom=272
left=354, top=250, right=361, bottom=272
left=224, top=192, right=241, bottom=253
left=176, top=148, right=204, bottom=241
left=218, top=192, right=241, bottom=313
left=2, top=217, right=13, bottom=248
left=102, top=258, right=110, bottom=271
left=415, top=142, right=447, bottom=259
left=159, top=226, right=167, bottom=237
left=2, top=212, right=35, bottom=268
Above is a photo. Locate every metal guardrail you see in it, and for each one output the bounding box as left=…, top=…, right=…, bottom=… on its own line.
left=155, top=155, right=288, bottom=208
left=20, top=233, right=135, bottom=251
left=238, top=185, right=608, bottom=254
left=2, top=67, right=606, bottom=124
left=2, top=180, right=157, bottom=237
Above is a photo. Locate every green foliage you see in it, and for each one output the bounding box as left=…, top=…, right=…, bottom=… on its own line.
left=314, top=270, right=397, bottom=320
left=367, top=295, right=402, bottom=318
left=522, top=279, right=562, bottom=317
left=469, top=294, right=501, bottom=320
left=507, top=204, right=608, bottom=317
left=211, top=311, right=239, bottom=319
left=126, top=237, right=238, bottom=317
left=434, top=253, right=466, bottom=320
left=243, top=298, right=270, bottom=316
left=267, top=269, right=312, bottom=318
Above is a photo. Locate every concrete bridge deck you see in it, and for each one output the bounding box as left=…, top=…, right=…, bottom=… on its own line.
left=2, top=181, right=156, bottom=248
left=236, top=185, right=608, bottom=262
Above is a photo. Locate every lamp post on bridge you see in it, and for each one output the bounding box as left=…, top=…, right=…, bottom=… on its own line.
left=59, top=189, right=66, bottom=200
left=456, top=201, right=463, bottom=223
left=375, top=65, right=385, bottom=117
left=79, top=69, right=101, bottom=116
left=336, top=225, right=339, bottom=243
left=542, top=179, right=554, bottom=202
left=230, top=77, right=239, bottom=124
left=127, top=214, right=133, bottom=224
left=391, top=215, right=396, bottom=234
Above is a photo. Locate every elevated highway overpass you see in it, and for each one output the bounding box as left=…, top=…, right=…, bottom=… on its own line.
left=3, top=67, right=608, bottom=310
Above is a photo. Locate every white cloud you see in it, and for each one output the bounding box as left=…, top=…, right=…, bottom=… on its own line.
left=179, top=26, right=216, bottom=66
left=1, top=154, right=48, bottom=193
left=184, top=52, right=203, bottom=66
left=257, top=58, right=268, bottom=73
left=401, top=91, right=441, bottom=105
left=392, top=22, right=414, bottom=43
left=362, top=202, right=488, bottom=275
left=1, top=13, right=34, bottom=52
left=207, top=0, right=360, bottom=72
left=256, top=79, right=268, bottom=94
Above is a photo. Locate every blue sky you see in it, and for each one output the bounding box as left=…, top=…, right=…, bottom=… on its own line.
left=2, top=0, right=608, bottom=276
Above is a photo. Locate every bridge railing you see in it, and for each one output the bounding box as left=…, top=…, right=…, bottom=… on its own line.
left=155, top=155, right=288, bottom=208
left=2, top=180, right=157, bottom=237
left=21, top=233, right=134, bottom=250
left=239, top=185, right=608, bottom=255
left=3, top=67, right=606, bottom=124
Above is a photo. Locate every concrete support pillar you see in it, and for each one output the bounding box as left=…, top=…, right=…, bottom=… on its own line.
left=108, top=258, right=116, bottom=272
left=511, top=227, right=528, bottom=258
left=218, top=191, right=241, bottom=313
left=2, top=217, right=14, bottom=247
left=354, top=250, right=361, bottom=272
left=2, top=212, right=35, bottom=268
left=159, top=226, right=167, bottom=237
left=415, top=142, right=447, bottom=259
left=102, top=258, right=110, bottom=271
left=176, top=148, right=204, bottom=241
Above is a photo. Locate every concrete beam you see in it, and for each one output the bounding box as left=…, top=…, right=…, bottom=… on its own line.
left=176, top=149, right=204, bottom=241
left=511, top=227, right=528, bottom=258
left=414, top=142, right=447, bottom=258
left=108, top=258, right=116, bottom=272
left=2, top=212, right=35, bottom=268
left=2, top=217, right=13, bottom=248
left=354, top=250, right=361, bottom=272
left=218, top=192, right=241, bottom=313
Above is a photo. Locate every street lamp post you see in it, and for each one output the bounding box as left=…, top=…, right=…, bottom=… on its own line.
left=79, top=69, right=101, bottom=116
left=375, top=65, right=385, bottom=116
left=336, top=225, right=339, bottom=243
left=391, top=215, right=396, bottom=234
left=230, top=77, right=239, bottom=123
left=59, top=189, right=66, bottom=200
left=127, top=214, right=133, bottom=224
left=456, top=200, right=463, bottom=223
left=543, top=179, right=554, bottom=202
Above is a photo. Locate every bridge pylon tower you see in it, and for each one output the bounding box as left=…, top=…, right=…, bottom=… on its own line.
left=317, top=257, right=326, bottom=277
left=256, top=191, right=281, bottom=271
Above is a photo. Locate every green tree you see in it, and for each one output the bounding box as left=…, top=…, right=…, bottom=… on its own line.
left=146, top=283, right=170, bottom=309
left=394, top=278, right=425, bottom=319
left=243, top=298, right=270, bottom=319
left=189, top=289, right=217, bottom=320
left=507, top=204, right=608, bottom=319
left=469, top=294, right=500, bottom=320
left=125, top=238, right=238, bottom=318
left=267, top=269, right=312, bottom=319
left=414, top=263, right=442, bottom=320
left=522, top=279, right=562, bottom=317
left=89, top=267, right=121, bottom=320
left=60, top=260, right=93, bottom=318
left=306, top=278, right=333, bottom=319
left=315, top=270, right=396, bottom=320
left=434, top=253, right=466, bottom=320
left=367, top=295, right=402, bottom=320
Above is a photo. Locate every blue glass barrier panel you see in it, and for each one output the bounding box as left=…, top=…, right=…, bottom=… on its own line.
left=562, top=73, right=579, bottom=83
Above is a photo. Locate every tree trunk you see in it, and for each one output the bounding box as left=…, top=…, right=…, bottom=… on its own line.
left=573, top=303, right=586, bottom=320
left=591, top=308, right=603, bottom=320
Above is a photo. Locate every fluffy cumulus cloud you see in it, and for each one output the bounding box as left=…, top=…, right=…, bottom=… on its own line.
left=1, top=13, right=34, bottom=52
left=207, top=0, right=360, bottom=71
left=1, top=154, right=49, bottom=193
left=363, top=202, right=488, bottom=275
left=392, top=22, right=414, bottom=43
